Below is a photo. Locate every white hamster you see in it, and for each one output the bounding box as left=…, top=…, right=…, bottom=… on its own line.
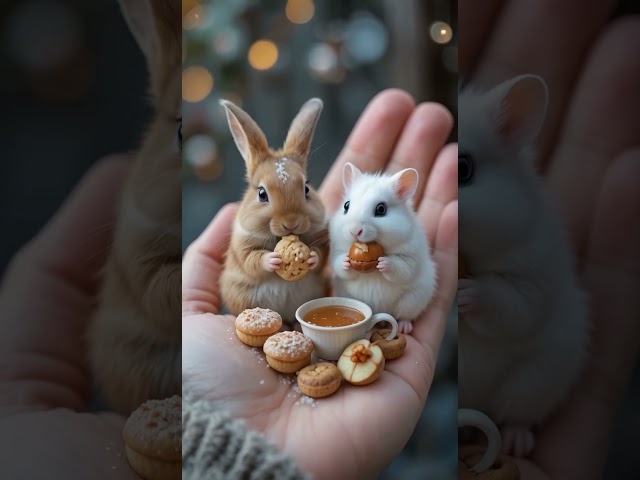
left=458, top=75, right=589, bottom=456
left=329, top=163, right=437, bottom=334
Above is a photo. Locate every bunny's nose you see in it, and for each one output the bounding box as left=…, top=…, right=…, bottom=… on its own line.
left=283, top=222, right=299, bottom=232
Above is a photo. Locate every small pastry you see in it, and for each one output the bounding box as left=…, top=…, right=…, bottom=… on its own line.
left=263, top=331, right=314, bottom=373
left=337, top=339, right=385, bottom=385
left=123, top=395, right=181, bottom=480
left=296, top=362, right=342, bottom=398
left=370, top=328, right=407, bottom=360
left=458, top=445, right=520, bottom=480
left=274, top=234, right=311, bottom=281
left=348, top=241, right=384, bottom=272
left=235, top=308, right=283, bottom=347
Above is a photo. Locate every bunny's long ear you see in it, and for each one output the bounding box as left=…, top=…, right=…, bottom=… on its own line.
left=486, top=75, right=548, bottom=147
left=283, top=98, right=323, bottom=170
left=118, top=0, right=180, bottom=96
left=220, top=100, right=271, bottom=176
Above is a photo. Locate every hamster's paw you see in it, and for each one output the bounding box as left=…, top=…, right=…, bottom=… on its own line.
left=500, top=425, right=535, bottom=458
left=342, top=254, right=351, bottom=271
left=457, top=278, right=479, bottom=313
left=307, top=250, right=319, bottom=269
left=261, top=251, right=283, bottom=272
left=376, top=256, right=391, bottom=272
left=398, top=320, right=413, bottom=334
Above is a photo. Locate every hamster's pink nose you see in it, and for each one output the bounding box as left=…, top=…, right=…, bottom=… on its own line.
left=350, top=228, right=363, bottom=239
left=283, top=222, right=299, bottom=232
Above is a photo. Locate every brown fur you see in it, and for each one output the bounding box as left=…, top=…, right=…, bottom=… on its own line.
left=220, top=99, right=329, bottom=322
left=87, top=0, right=181, bottom=414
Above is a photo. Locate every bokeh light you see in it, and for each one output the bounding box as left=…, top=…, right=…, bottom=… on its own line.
left=429, top=21, right=453, bottom=44
left=183, top=5, right=204, bottom=30
left=182, top=66, right=214, bottom=103
left=248, top=40, right=279, bottom=70
left=286, top=0, right=315, bottom=25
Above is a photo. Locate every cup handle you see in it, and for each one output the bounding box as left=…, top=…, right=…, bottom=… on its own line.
left=457, top=408, right=501, bottom=473
left=368, top=313, right=398, bottom=341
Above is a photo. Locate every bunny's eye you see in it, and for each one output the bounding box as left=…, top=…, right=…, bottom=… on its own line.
left=258, top=187, right=269, bottom=203
left=305, top=182, right=310, bottom=199
left=375, top=202, right=387, bottom=217
left=459, top=153, right=474, bottom=186
left=343, top=200, right=350, bottom=214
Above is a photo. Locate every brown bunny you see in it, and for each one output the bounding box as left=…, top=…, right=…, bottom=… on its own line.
left=220, top=99, right=329, bottom=323
left=87, top=0, right=181, bottom=415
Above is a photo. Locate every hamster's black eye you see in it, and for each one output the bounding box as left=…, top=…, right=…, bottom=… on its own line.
left=305, top=182, right=310, bottom=199
left=177, top=119, right=182, bottom=151
left=374, top=202, right=387, bottom=217
left=459, top=153, right=474, bottom=186
left=258, top=187, right=269, bottom=203
left=343, top=200, right=350, bottom=214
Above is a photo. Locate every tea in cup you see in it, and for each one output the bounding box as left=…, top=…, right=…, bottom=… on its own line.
left=296, top=297, right=398, bottom=361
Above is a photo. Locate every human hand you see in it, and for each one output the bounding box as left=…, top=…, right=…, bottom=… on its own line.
left=461, top=2, right=640, bottom=478
left=182, top=89, right=458, bottom=479
left=0, top=157, right=140, bottom=479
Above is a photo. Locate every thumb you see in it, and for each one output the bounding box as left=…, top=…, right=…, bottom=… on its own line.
left=182, top=203, right=238, bottom=316
left=0, top=156, right=131, bottom=413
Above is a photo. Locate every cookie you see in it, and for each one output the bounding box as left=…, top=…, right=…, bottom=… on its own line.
left=337, top=339, right=385, bottom=385
left=370, top=328, right=406, bottom=360
left=297, top=362, right=341, bottom=398
left=348, top=241, right=384, bottom=273
left=263, top=331, right=314, bottom=373
left=235, top=307, right=283, bottom=347
left=458, top=445, right=520, bottom=480
left=123, top=395, right=181, bottom=480
left=274, top=235, right=311, bottom=281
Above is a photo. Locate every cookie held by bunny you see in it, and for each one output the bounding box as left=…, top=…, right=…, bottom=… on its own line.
left=329, top=163, right=437, bottom=334
left=219, top=98, right=329, bottom=324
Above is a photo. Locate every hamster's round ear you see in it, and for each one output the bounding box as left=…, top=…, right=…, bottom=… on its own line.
left=391, top=168, right=419, bottom=204
left=343, top=162, right=363, bottom=192
left=490, top=75, right=548, bottom=147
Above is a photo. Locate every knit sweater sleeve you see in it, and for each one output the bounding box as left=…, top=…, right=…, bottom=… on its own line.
left=182, top=394, right=310, bottom=480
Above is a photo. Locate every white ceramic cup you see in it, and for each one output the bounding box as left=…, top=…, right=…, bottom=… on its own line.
left=295, top=297, right=399, bottom=361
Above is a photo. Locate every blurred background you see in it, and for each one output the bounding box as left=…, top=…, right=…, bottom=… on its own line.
left=182, top=0, right=458, bottom=478
left=0, top=0, right=150, bottom=274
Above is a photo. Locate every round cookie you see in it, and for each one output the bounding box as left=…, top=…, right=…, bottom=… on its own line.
left=348, top=241, right=384, bottom=273
left=235, top=308, right=283, bottom=347
left=123, top=395, right=181, bottom=480
left=297, top=362, right=341, bottom=398
left=274, top=235, right=311, bottom=281
left=370, top=328, right=406, bottom=360
left=263, top=331, right=314, bottom=373
left=458, top=445, right=520, bottom=480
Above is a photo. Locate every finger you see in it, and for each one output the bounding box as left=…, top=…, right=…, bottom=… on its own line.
left=417, top=143, right=458, bottom=247
left=385, top=103, right=454, bottom=206
left=413, top=200, right=458, bottom=355
left=532, top=150, right=640, bottom=478
left=0, top=156, right=130, bottom=412
left=545, top=19, right=640, bottom=258
left=471, top=0, right=617, bottom=161
left=458, top=0, right=506, bottom=79
left=319, top=89, right=415, bottom=213
left=182, top=203, right=238, bottom=315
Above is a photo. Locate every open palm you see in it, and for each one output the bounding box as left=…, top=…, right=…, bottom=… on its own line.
left=460, top=1, right=640, bottom=478
left=182, top=90, right=458, bottom=479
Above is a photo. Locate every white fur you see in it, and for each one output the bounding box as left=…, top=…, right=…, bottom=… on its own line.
left=458, top=76, right=589, bottom=430
left=329, top=166, right=437, bottom=324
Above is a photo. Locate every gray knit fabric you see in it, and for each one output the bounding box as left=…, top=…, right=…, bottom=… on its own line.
left=182, top=394, right=310, bottom=480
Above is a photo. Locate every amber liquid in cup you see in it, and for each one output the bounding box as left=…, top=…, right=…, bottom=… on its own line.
left=303, top=306, right=365, bottom=327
